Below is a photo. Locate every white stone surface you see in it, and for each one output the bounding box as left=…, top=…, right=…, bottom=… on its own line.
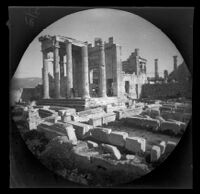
left=159, top=141, right=166, bottom=154
left=65, top=125, right=77, bottom=145
left=87, top=140, right=98, bottom=148
left=151, top=145, right=161, bottom=162
left=126, top=154, right=136, bottom=160
left=101, top=143, right=121, bottom=160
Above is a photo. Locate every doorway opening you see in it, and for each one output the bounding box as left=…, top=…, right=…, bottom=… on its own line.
left=125, top=81, right=130, bottom=94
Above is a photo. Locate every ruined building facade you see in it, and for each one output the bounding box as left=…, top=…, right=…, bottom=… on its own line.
left=38, top=35, right=147, bottom=101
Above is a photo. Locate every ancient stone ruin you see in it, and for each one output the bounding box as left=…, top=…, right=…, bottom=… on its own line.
left=11, top=35, right=192, bottom=186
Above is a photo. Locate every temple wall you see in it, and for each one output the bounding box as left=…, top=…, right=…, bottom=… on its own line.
left=120, top=73, right=146, bottom=99
left=140, top=81, right=192, bottom=99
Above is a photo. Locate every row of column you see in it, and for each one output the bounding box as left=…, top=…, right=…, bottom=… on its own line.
left=42, top=39, right=107, bottom=99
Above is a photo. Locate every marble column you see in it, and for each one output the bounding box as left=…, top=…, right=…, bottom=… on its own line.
left=81, top=45, right=90, bottom=99
left=59, top=50, right=64, bottom=97
left=60, top=51, right=65, bottom=81
left=53, top=41, right=60, bottom=98
left=66, top=40, right=73, bottom=98
left=99, top=40, right=107, bottom=97
left=42, top=51, right=49, bottom=99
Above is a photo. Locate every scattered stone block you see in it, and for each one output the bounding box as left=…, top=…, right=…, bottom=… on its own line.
left=37, top=123, right=66, bottom=140
left=108, top=131, right=128, bottom=147
left=125, top=117, right=160, bottom=130
left=159, top=141, right=166, bottom=154
left=160, top=121, right=181, bottom=134
left=43, top=106, right=50, bottom=109
left=125, top=136, right=146, bottom=153
left=64, top=121, right=93, bottom=140
left=143, top=118, right=160, bottom=130
left=77, top=107, right=104, bottom=117
left=89, top=116, right=102, bottom=127
left=101, top=143, right=121, bottom=160
left=167, top=119, right=186, bottom=130
left=51, top=107, right=76, bottom=115
left=151, top=145, right=161, bottom=162
left=87, top=140, right=98, bottom=148
left=61, top=115, right=72, bottom=122
left=53, top=117, right=58, bottom=123
left=114, top=110, right=124, bottom=120
left=65, top=125, right=77, bottom=145
left=165, top=141, right=177, bottom=154
left=125, top=154, right=136, bottom=160
left=102, top=112, right=116, bottom=125
left=91, top=127, right=112, bottom=143
left=105, top=104, right=114, bottom=113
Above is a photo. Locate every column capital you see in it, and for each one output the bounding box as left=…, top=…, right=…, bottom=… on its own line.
left=65, top=39, right=73, bottom=44
left=53, top=39, right=60, bottom=48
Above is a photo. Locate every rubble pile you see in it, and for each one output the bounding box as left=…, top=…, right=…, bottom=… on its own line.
left=11, top=98, right=191, bottom=186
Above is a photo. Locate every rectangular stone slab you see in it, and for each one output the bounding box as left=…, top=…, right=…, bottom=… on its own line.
left=37, top=123, right=66, bottom=140
left=125, top=136, right=146, bottom=153
left=102, top=112, right=116, bottom=124
left=89, top=116, right=103, bottom=127
left=160, top=121, right=181, bottom=134
left=151, top=145, right=161, bottom=162
left=65, top=121, right=93, bottom=139
left=108, top=131, right=128, bottom=147
left=91, top=127, right=112, bottom=143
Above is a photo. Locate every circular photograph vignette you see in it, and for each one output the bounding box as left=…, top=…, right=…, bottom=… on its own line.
left=10, top=8, right=192, bottom=187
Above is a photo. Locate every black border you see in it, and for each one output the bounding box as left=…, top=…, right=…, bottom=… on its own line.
left=7, top=4, right=198, bottom=191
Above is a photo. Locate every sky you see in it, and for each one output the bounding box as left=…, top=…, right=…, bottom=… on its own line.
left=14, top=8, right=184, bottom=78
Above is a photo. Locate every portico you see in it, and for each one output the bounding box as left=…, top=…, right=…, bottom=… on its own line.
left=39, top=35, right=107, bottom=100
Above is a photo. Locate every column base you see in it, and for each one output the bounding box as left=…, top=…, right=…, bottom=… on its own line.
left=43, top=96, right=50, bottom=99
left=99, top=94, right=107, bottom=98
left=81, top=95, right=90, bottom=100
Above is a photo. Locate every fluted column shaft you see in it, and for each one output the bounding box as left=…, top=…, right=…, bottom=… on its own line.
left=81, top=45, right=90, bottom=99
left=42, top=51, right=49, bottom=99
left=53, top=42, right=60, bottom=98
left=99, top=40, right=107, bottom=97
left=66, top=41, right=73, bottom=98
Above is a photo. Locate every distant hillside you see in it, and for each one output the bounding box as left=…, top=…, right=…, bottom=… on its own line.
left=10, top=77, right=42, bottom=90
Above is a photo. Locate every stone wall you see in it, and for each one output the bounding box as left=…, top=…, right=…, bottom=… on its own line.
left=88, top=38, right=122, bottom=97
left=140, top=82, right=192, bottom=99
left=120, top=73, right=146, bottom=99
